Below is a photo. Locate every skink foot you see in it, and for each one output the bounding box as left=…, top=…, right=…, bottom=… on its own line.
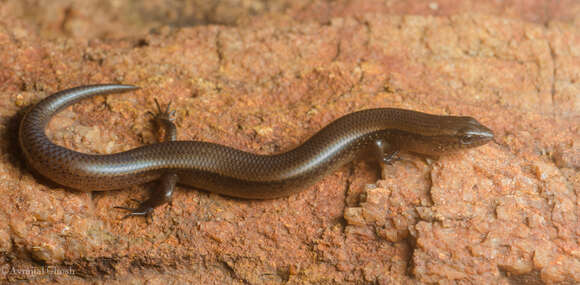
left=381, top=150, right=401, bottom=165
left=114, top=201, right=155, bottom=219
left=114, top=173, right=177, bottom=220
left=149, top=98, right=176, bottom=122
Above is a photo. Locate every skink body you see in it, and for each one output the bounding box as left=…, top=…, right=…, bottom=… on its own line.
left=18, top=85, right=494, bottom=216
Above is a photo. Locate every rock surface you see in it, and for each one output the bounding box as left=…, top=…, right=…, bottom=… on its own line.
left=0, top=0, right=578, bottom=284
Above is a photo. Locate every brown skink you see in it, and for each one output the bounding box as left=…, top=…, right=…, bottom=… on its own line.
left=18, top=84, right=494, bottom=217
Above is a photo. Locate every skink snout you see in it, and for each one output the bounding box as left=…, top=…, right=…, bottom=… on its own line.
left=459, top=124, right=494, bottom=147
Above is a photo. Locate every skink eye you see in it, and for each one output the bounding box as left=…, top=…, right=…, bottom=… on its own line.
left=460, top=135, right=474, bottom=144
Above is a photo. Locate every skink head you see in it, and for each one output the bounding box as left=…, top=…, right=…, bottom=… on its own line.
left=431, top=116, right=494, bottom=154
left=403, top=115, right=494, bottom=155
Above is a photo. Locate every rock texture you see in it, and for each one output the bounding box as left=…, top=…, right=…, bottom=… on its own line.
left=0, top=0, right=578, bottom=284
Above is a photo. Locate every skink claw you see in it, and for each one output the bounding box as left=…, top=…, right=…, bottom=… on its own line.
left=151, top=98, right=175, bottom=122
left=381, top=150, right=400, bottom=165
left=114, top=203, right=155, bottom=219
left=130, top=198, right=142, bottom=204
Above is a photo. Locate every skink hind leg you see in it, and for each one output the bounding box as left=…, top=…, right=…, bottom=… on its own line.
left=115, top=173, right=178, bottom=219
left=115, top=100, right=179, bottom=219
left=149, top=98, right=177, bottom=141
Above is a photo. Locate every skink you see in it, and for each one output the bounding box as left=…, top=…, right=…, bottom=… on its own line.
left=18, top=84, right=494, bottom=217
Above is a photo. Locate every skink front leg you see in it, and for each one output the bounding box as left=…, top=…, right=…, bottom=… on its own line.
left=373, top=139, right=400, bottom=178
left=115, top=100, right=179, bottom=219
